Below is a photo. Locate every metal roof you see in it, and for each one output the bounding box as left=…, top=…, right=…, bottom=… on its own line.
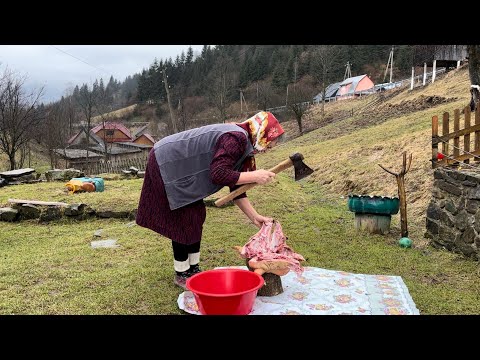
left=91, top=122, right=133, bottom=140
left=134, top=133, right=155, bottom=144
left=339, top=75, right=368, bottom=95
left=89, top=145, right=141, bottom=155
left=67, top=126, right=105, bottom=147
left=54, top=149, right=103, bottom=159
left=313, top=81, right=342, bottom=101
left=116, top=142, right=153, bottom=149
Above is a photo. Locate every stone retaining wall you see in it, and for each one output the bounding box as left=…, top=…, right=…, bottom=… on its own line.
left=425, top=168, right=480, bottom=259
left=0, top=203, right=137, bottom=222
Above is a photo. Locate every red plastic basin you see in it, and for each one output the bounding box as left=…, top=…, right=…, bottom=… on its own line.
left=186, top=269, right=264, bottom=315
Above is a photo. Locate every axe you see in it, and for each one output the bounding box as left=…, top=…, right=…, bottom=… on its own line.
left=214, top=153, right=314, bottom=207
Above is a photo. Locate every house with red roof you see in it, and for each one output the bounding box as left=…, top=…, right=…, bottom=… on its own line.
left=133, top=133, right=156, bottom=147
left=91, top=122, right=134, bottom=143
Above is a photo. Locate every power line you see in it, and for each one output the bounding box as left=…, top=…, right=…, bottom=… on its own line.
left=50, top=45, right=114, bottom=78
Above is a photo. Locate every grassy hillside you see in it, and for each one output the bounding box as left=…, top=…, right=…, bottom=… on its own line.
left=1, top=66, right=479, bottom=315
left=279, top=66, right=472, bottom=245
left=91, top=104, right=138, bottom=123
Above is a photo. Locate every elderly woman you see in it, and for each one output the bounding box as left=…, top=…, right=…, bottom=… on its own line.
left=136, top=111, right=285, bottom=289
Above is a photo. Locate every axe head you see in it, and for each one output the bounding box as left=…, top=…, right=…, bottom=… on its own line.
left=290, top=153, right=314, bottom=181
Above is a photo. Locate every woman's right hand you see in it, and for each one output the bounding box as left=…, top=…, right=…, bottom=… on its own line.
left=253, top=169, right=276, bottom=185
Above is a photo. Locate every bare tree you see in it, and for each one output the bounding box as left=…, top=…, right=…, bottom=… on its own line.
left=257, top=80, right=275, bottom=111
left=41, top=103, right=67, bottom=168
left=310, top=45, right=340, bottom=120
left=0, top=68, right=44, bottom=170
left=287, top=84, right=314, bottom=136
left=180, top=96, right=208, bottom=130
left=177, top=99, right=187, bottom=131
left=62, top=87, right=80, bottom=138
left=161, top=68, right=178, bottom=133
left=208, top=55, right=236, bottom=121
left=467, top=45, right=480, bottom=111
left=93, top=83, right=116, bottom=160
left=76, top=84, right=97, bottom=172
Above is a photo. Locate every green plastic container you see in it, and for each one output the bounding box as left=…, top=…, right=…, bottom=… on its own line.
left=347, top=195, right=400, bottom=215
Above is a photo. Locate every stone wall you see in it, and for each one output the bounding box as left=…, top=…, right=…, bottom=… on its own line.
left=0, top=203, right=137, bottom=223
left=425, top=168, right=480, bottom=259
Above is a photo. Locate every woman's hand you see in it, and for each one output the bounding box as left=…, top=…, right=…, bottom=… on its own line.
left=252, top=214, right=273, bottom=228
left=253, top=169, right=276, bottom=185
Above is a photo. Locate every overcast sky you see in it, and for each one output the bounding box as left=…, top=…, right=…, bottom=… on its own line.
left=0, top=45, right=206, bottom=103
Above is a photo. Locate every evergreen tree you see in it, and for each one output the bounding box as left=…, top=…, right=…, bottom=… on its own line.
left=186, top=46, right=194, bottom=65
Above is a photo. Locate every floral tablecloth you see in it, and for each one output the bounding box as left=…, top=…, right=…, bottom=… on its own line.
left=177, top=266, right=420, bottom=315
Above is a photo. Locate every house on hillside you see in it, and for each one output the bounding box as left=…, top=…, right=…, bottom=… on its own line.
left=337, top=75, right=375, bottom=100
left=67, top=126, right=105, bottom=148
left=313, top=81, right=342, bottom=103
left=133, top=133, right=156, bottom=147
left=427, top=45, right=468, bottom=68
left=131, top=124, right=149, bottom=138
left=428, top=45, right=468, bottom=84
left=130, top=123, right=156, bottom=146
left=59, top=125, right=146, bottom=168
left=53, top=148, right=103, bottom=169
left=91, top=122, right=134, bottom=143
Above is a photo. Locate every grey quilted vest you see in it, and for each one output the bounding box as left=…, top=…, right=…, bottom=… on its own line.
left=154, top=124, right=254, bottom=210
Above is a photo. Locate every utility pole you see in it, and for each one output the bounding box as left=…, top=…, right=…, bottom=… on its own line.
left=240, top=89, right=243, bottom=113
left=241, top=90, right=248, bottom=112
left=384, top=46, right=394, bottom=83
left=344, top=61, right=352, bottom=80
left=239, top=89, right=248, bottom=113
left=285, top=84, right=289, bottom=107
left=390, top=46, right=394, bottom=83
left=161, top=68, right=178, bottom=133
left=293, top=56, right=298, bottom=95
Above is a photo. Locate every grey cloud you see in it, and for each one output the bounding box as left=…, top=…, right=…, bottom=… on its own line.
left=0, top=45, right=205, bottom=103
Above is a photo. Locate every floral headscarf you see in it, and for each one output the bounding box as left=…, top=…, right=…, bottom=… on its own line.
left=233, top=111, right=284, bottom=172
left=240, top=111, right=284, bottom=152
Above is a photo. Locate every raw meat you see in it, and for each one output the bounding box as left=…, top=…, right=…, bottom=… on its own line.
left=239, top=220, right=305, bottom=275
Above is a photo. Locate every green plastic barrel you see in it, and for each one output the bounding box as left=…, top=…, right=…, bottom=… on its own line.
left=347, top=195, right=400, bottom=215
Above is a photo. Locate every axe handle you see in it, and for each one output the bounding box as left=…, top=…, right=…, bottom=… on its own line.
left=214, top=158, right=294, bottom=207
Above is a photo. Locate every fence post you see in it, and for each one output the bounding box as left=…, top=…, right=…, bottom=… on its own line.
left=410, top=67, right=414, bottom=90
left=464, top=106, right=471, bottom=164
left=475, top=107, right=480, bottom=162
left=442, top=112, right=450, bottom=157
left=453, top=109, right=460, bottom=159
left=423, top=63, right=427, bottom=86
left=432, top=115, right=439, bottom=168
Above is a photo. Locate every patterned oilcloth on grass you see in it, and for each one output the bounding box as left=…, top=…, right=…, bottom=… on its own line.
left=178, top=266, right=420, bottom=315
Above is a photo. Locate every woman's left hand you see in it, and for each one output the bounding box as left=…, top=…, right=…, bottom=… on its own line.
left=252, top=214, right=273, bottom=228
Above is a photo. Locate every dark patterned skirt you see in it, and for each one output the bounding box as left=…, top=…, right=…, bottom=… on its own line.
left=136, top=149, right=206, bottom=245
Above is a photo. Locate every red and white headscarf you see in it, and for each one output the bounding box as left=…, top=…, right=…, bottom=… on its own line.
left=240, top=111, right=284, bottom=152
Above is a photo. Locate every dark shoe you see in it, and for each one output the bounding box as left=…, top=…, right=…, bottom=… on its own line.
left=188, top=264, right=202, bottom=276
left=174, top=271, right=190, bottom=290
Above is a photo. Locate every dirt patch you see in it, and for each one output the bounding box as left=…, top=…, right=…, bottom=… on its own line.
left=279, top=88, right=431, bottom=140
left=370, top=95, right=456, bottom=117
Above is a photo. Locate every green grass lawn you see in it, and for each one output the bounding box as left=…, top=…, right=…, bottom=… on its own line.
left=1, top=174, right=479, bottom=314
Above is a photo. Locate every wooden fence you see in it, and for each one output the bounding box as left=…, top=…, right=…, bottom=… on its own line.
left=89, top=157, right=148, bottom=175
left=432, top=106, right=480, bottom=168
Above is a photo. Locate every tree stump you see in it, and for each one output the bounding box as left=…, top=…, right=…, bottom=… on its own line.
left=246, top=259, right=284, bottom=297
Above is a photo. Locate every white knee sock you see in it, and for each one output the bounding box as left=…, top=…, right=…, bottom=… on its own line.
left=188, top=252, right=200, bottom=266
left=174, top=259, right=190, bottom=273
